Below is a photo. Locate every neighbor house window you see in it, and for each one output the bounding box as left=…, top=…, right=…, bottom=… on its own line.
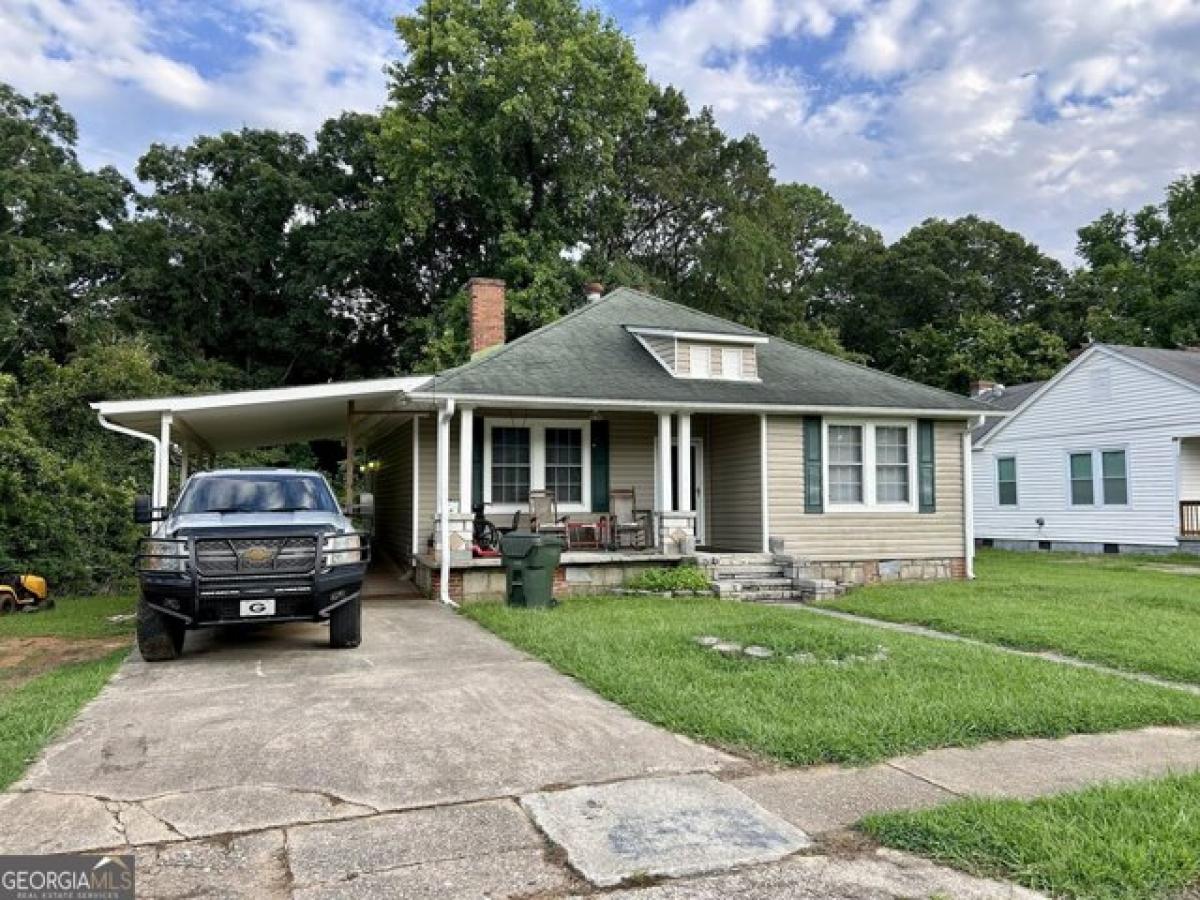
left=996, top=456, right=1018, bottom=506
left=1101, top=450, right=1128, bottom=505
left=1069, top=452, right=1094, bottom=505
left=827, top=425, right=864, bottom=503
left=1068, top=449, right=1129, bottom=507
left=824, top=421, right=917, bottom=511
left=544, top=427, right=583, bottom=504
left=491, top=427, right=531, bottom=504
left=874, top=426, right=910, bottom=503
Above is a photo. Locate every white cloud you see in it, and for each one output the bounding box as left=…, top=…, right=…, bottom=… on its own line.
left=0, top=0, right=399, bottom=169
left=631, top=0, right=1200, bottom=261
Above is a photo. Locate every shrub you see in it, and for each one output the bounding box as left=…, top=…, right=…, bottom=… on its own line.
left=625, top=565, right=711, bottom=593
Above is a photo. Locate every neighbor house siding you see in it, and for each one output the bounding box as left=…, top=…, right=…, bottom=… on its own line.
left=371, top=418, right=415, bottom=564
left=974, top=350, right=1200, bottom=548
left=768, top=416, right=966, bottom=560
left=707, top=414, right=763, bottom=551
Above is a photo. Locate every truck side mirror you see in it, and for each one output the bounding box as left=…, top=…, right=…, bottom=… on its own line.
left=133, top=494, right=154, bottom=524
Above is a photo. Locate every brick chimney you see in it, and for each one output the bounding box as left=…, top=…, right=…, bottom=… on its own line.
left=467, top=278, right=506, bottom=357
left=970, top=379, right=998, bottom=399
left=584, top=281, right=605, bottom=303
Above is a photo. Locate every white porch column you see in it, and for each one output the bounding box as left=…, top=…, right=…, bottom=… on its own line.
left=436, top=400, right=456, bottom=605
left=155, top=413, right=173, bottom=509
left=459, top=406, right=474, bottom=514
left=179, top=446, right=189, bottom=485
left=657, top=412, right=673, bottom=511
left=677, top=412, right=692, bottom=512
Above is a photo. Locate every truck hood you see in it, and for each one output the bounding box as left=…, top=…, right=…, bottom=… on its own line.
left=164, top=511, right=352, bottom=536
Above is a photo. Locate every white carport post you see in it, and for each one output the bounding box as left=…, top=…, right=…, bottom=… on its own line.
left=963, top=421, right=977, bottom=579
left=179, top=446, right=189, bottom=484
left=436, top=398, right=457, bottom=606
left=459, top=406, right=474, bottom=515
left=155, top=413, right=173, bottom=510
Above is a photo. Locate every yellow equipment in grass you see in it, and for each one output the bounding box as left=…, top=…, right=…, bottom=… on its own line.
left=0, top=572, right=51, bottom=614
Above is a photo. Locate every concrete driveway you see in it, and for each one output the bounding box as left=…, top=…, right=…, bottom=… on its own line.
left=0, top=588, right=1040, bottom=898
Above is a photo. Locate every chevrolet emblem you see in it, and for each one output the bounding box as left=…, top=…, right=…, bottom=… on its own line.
left=242, top=546, right=272, bottom=563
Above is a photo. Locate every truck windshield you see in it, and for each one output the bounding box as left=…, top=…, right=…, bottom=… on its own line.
left=175, top=475, right=338, bottom=515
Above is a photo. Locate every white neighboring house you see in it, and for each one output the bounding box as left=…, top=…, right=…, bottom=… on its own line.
left=972, top=344, right=1200, bottom=555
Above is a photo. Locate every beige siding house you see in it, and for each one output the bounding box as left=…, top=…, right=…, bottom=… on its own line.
left=94, top=282, right=988, bottom=604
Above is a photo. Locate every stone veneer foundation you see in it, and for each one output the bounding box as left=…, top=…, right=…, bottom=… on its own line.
left=798, top=557, right=967, bottom=585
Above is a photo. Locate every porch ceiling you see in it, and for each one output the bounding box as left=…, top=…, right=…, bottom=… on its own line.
left=91, top=377, right=431, bottom=452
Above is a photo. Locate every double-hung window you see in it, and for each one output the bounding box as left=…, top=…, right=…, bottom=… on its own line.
left=1068, top=449, right=1128, bottom=506
left=484, top=419, right=591, bottom=511
left=824, top=421, right=916, bottom=511
left=490, top=427, right=531, bottom=504
left=544, top=428, right=583, bottom=504
left=996, top=456, right=1018, bottom=506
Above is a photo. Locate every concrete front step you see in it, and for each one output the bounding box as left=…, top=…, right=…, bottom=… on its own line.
left=695, top=553, right=776, bottom=566
left=717, top=578, right=795, bottom=590
left=714, top=566, right=786, bottom=578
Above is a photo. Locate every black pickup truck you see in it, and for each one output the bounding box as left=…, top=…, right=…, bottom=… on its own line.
left=134, top=469, right=369, bottom=661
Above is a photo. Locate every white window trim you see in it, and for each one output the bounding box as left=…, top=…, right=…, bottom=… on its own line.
left=822, top=419, right=918, bottom=513
left=995, top=454, right=1019, bottom=508
left=1064, top=446, right=1131, bottom=509
left=482, top=417, right=591, bottom=514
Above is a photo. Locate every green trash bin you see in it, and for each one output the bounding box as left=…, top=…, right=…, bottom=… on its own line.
left=500, top=531, right=563, bottom=607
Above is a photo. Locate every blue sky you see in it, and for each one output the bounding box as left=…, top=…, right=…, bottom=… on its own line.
left=3, top=0, right=1199, bottom=262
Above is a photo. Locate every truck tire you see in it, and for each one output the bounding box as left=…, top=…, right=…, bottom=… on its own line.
left=329, top=595, right=361, bottom=649
left=138, top=597, right=185, bottom=661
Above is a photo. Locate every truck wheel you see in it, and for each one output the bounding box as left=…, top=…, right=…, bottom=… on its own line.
left=329, top=595, right=361, bottom=649
left=0, top=593, right=14, bottom=615
left=138, top=597, right=185, bottom=661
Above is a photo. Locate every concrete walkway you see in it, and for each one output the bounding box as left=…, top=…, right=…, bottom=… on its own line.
left=3, top=587, right=1198, bottom=898
left=797, top=604, right=1200, bottom=696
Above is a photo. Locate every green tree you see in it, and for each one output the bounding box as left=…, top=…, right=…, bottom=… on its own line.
left=379, top=0, right=652, bottom=359
left=1071, top=174, right=1200, bottom=348
left=0, top=84, right=130, bottom=370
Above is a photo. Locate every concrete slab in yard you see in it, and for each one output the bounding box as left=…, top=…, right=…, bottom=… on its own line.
left=585, top=848, right=1047, bottom=899
left=734, top=764, right=955, bottom=834
left=522, top=774, right=811, bottom=887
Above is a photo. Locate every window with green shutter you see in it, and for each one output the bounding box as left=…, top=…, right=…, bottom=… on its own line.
left=803, top=416, right=823, bottom=513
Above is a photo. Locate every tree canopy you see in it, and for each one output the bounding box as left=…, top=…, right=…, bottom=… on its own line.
left=1, top=0, right=1198, bottom=587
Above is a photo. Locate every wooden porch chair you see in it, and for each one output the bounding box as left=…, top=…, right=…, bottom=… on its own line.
left=609, top=488, right=649, bottom=550
left=528, top=490, right=568, bottom=542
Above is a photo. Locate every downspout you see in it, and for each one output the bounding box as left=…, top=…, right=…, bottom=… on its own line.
left=963, top=416, right=984, bottom=579
left=438, top=398, right=457, bottom=607
left=96, top=412, right=162, bottom=533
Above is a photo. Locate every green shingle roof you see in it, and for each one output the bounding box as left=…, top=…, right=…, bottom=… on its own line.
left=424, top=288, right=986, bottom=413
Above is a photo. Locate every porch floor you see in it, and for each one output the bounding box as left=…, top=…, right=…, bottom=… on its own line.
left=415, top=549, right=685, bottom=570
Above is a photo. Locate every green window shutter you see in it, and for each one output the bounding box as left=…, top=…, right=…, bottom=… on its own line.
left=590, top=420, right=610, bottom=512
left=918, top=419, right=936, bottom=513
left=472, top=416, right=484, bottom=509
left=803, top=416, right=823, bottom=513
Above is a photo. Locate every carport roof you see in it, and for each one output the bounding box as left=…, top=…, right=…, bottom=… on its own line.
left=91, top=376, right=431, bottom=452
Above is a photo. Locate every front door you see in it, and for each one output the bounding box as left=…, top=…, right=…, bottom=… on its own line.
left=670, top=439, right=706, bottom=545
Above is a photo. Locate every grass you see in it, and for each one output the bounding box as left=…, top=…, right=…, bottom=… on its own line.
left=823, top=549, right=1200, bottom=683
left=0, top=594, right=138, bottom=640
left=0, top=594, right=134, bottom=789
left=862, top=773, right=1200, bottom=899
left=464, top=594, right=1200, bottom=765
left=0, top=651, right=128, bottom=789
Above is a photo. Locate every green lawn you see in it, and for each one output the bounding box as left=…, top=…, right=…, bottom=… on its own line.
left=863, top=773, right=1200, bottom=900
left=0, top=594, right=134, bottom=789
left=823, top=550, right=1200, bottom=683
left=465, top=594, right=1200, bottom=765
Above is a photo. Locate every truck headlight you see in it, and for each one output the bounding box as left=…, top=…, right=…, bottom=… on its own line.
left=324, top=533, right=362, bottom=567
left=139, top=540, right=187, bottom=573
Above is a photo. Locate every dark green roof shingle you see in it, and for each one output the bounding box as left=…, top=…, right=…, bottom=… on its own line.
left=425, top=288, right=985, bottom=413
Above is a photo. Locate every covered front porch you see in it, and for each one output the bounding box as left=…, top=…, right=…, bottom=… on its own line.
left=368, top=404, right=768, bottom=602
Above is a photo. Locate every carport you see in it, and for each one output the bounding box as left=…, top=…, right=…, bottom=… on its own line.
left=88, top=377, right=485, bottom=598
